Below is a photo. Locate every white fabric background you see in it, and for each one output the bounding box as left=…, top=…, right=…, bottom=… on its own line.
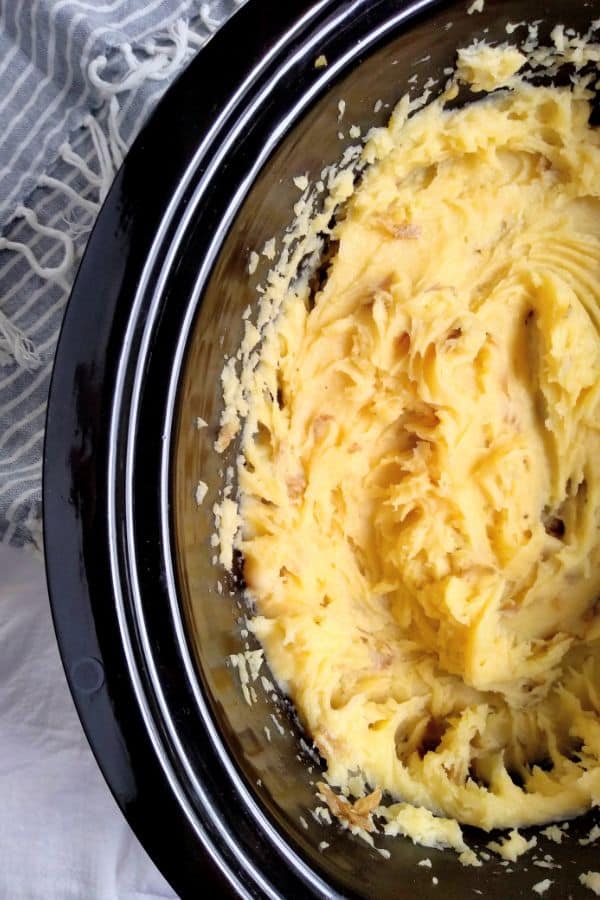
left=0, top=544, right=178, bottom=899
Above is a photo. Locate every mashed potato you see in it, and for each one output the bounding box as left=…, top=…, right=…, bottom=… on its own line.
left=227, top=42, right=600, bottom=835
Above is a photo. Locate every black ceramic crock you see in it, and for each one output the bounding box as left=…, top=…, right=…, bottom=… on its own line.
left=44, top=0, right=600, bottom=896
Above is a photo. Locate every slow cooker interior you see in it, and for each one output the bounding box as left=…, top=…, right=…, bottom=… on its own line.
left=173, top=0, right=600, bottom=895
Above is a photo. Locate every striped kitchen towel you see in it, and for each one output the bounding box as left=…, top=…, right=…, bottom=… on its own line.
left=0, top=0, right=243, bottom=551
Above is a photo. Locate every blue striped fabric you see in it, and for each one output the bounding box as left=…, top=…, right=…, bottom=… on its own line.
left=0, top=0, right=243, bottom=550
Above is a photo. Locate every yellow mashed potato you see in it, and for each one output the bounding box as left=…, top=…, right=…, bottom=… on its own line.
left=234, top=47, right=600, bottom=833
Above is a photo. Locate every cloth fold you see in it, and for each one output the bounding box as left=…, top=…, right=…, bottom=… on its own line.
left=0, top=542, right=178, bottom=899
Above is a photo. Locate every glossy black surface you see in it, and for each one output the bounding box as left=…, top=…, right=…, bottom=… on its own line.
left=44, top=0, right=600, bottom=897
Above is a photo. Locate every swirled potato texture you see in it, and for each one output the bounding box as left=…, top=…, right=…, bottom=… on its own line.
left=239, top=81, right=600, bottom=831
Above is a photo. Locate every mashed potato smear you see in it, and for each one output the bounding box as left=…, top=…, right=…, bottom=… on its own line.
left=234, top=50, right=600, bottom=832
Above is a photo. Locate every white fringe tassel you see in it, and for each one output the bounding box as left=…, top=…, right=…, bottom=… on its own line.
left=0, top=14, right=213, bottom=372
left=87, top=20, right=196, bottom=97
left=0, top=308, right=41, bottom=370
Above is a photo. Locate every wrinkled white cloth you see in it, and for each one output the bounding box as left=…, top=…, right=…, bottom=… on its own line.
left=0, top=544, right=178, bottom=899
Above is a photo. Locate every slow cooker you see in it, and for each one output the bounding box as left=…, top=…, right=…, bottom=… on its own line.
left=44, top=0, right=600, bottom=895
